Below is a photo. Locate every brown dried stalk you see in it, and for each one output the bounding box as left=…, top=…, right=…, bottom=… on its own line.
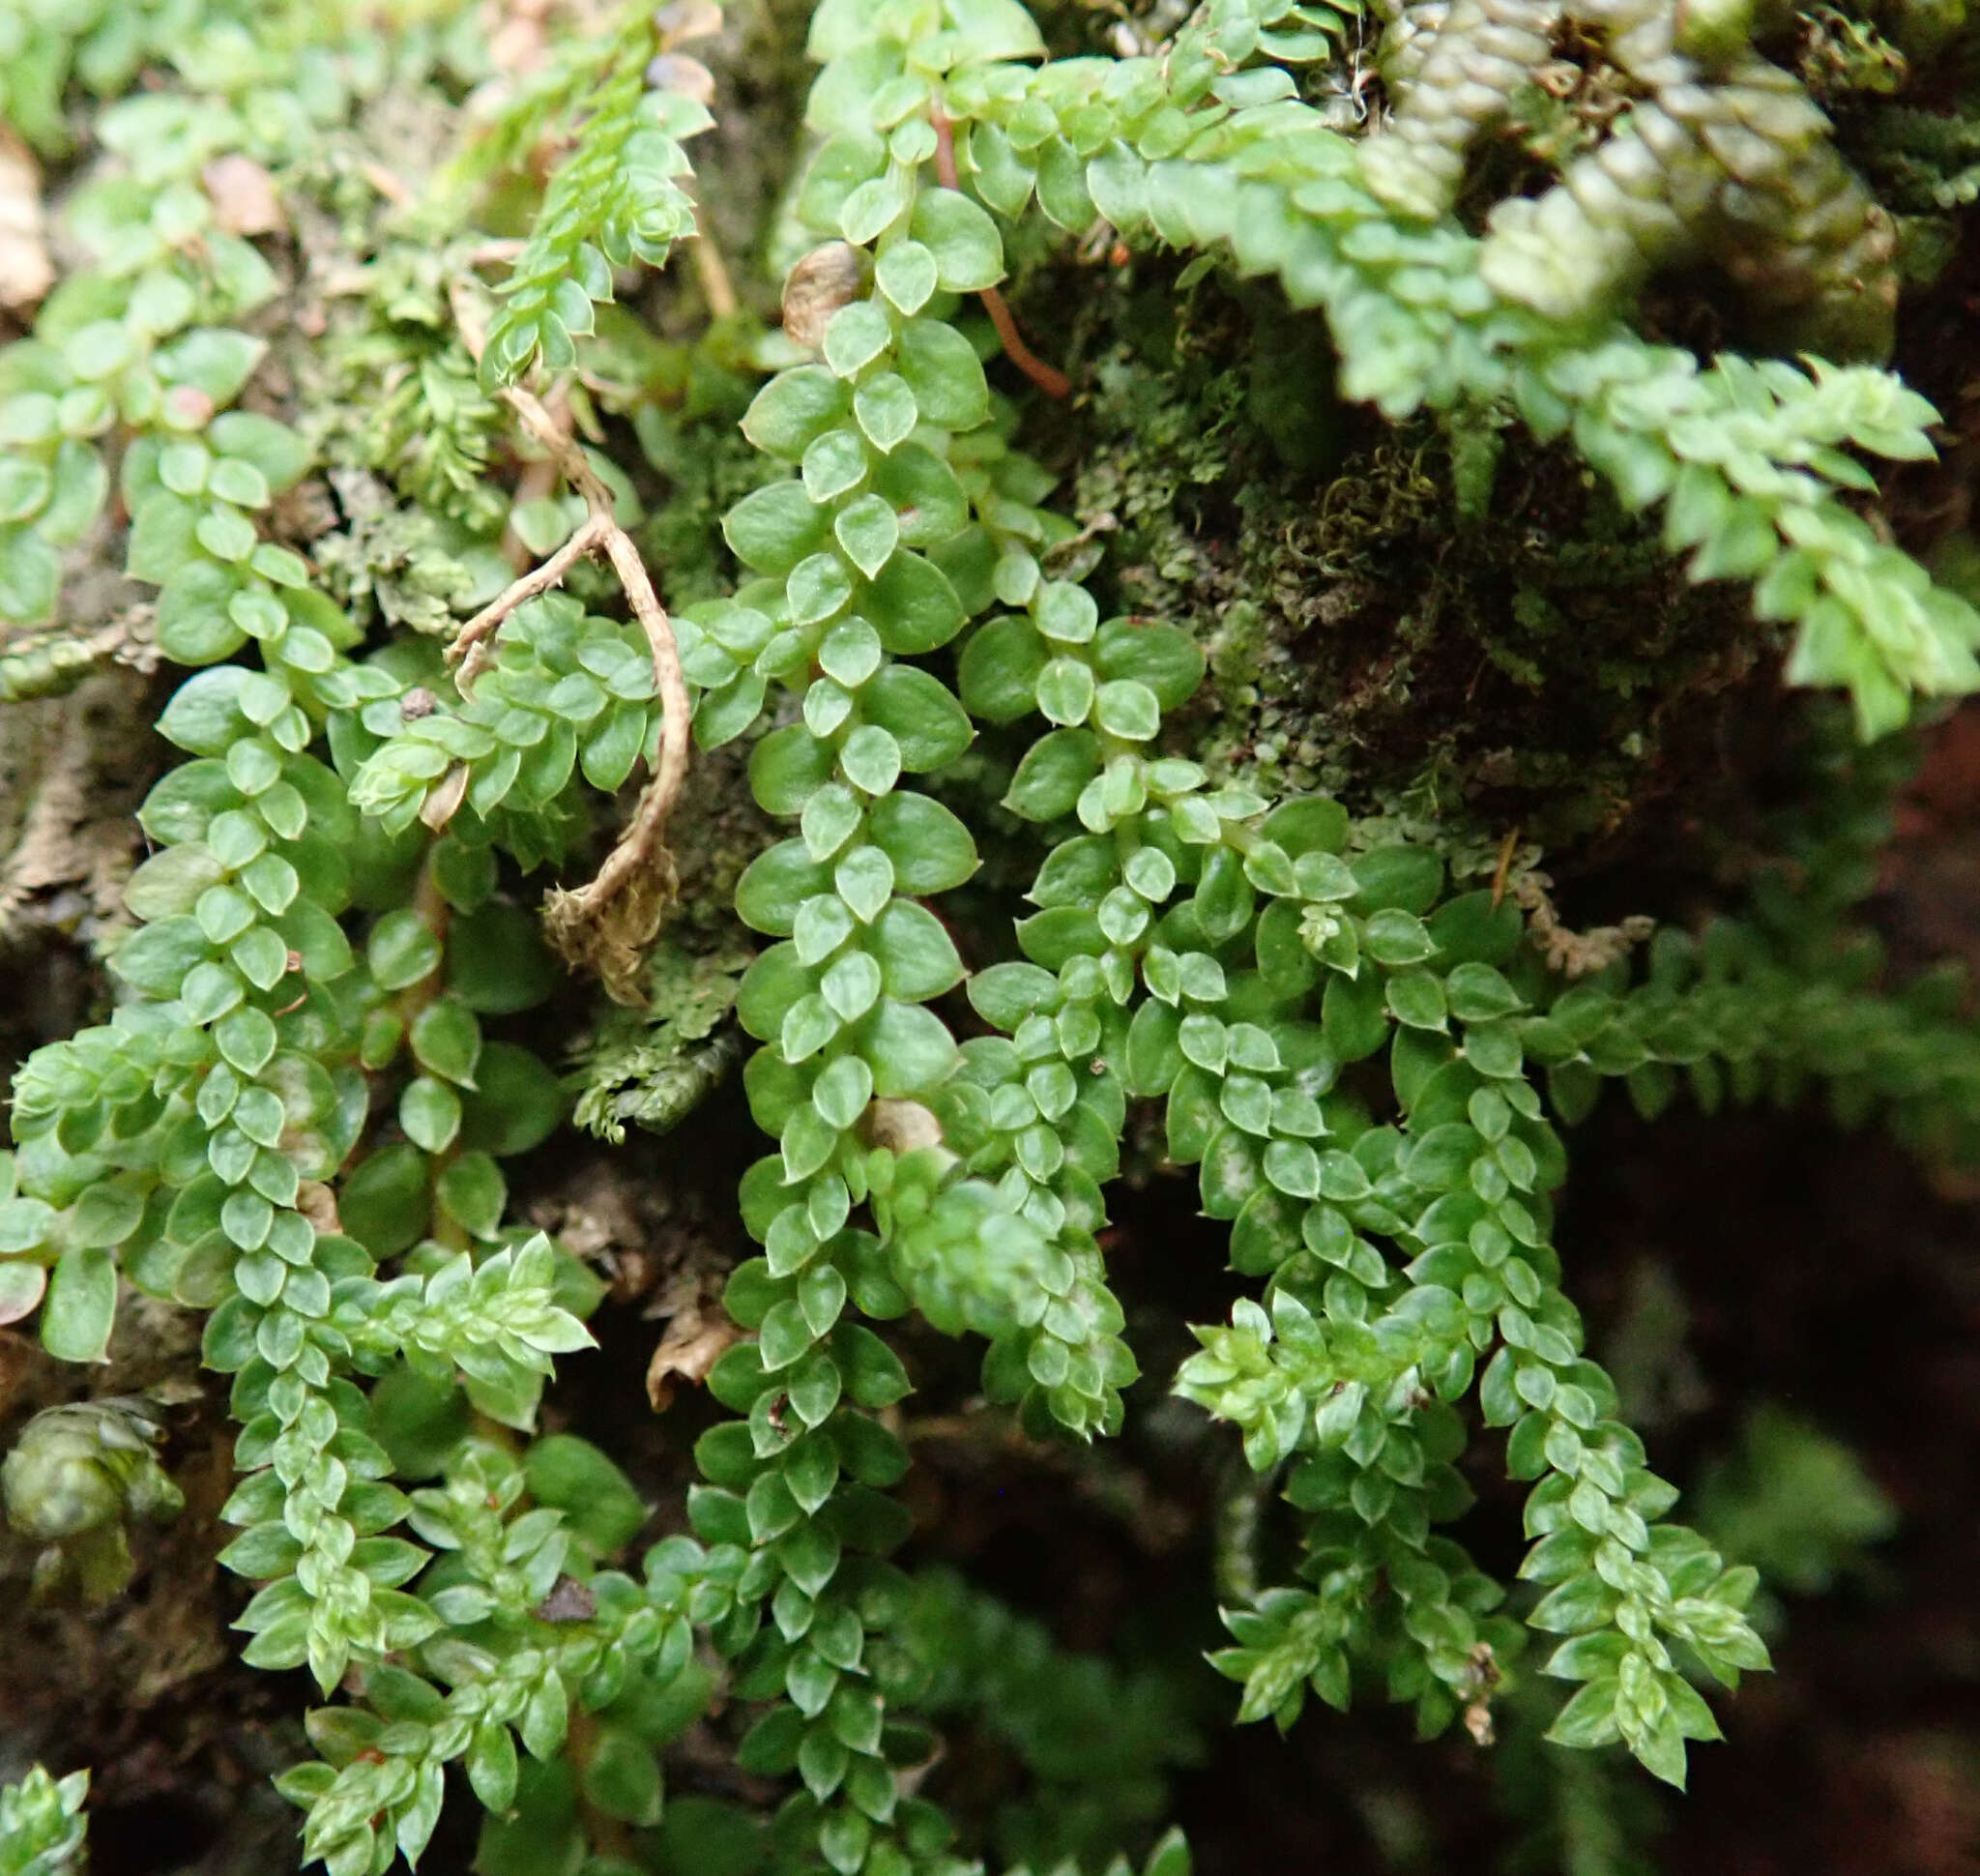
left=448, top=280, right=692, bottom=1004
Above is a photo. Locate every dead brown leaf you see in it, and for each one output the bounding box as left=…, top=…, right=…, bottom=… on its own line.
left=485, top=0, right=554, bottom=75
left=646, top=1268, right=741, bottom=1410
left=654, top=0, right=722, bottom=44
left=0, top=129, right=53, bottom=312
left=201, top=155, right=284, bottom=237
left=642, top=53, right=716, bottom=106
left=295, top=1182, right=340, bottom=1234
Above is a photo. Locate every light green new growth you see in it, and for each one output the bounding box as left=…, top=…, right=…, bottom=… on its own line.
left=1364, top=0, right=1899, bottom=356
left=474, top=4, right=716, bottom=389
left=0, top=1769, right=87, bottom=1876
left=1, top=1393, right=186, bottom=1603
left=1, top=0, right=1977, bottom=1870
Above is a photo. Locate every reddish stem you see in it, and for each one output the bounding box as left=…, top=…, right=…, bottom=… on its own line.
left=978, top=286, right=1072, bottom=399
left=930, top=110, right=1071, bottom=401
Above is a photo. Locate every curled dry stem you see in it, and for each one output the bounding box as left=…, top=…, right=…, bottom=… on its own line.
left=446, top=278, right=692, bottom=1004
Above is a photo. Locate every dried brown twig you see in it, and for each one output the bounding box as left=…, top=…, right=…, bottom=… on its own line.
left=1514, top=869, right=1656, bottom=978
left=446, top=279, right=692, bottom=1004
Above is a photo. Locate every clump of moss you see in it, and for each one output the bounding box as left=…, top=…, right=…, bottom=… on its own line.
left=1039, top=259, right=1775, bottom=857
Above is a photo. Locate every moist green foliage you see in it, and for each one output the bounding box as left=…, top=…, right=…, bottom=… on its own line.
left=1364, top=0, right=1899, bottom=356
left=0, top=1769, right=88, bottom=1876
left=0, top=0, right=1977, bottom=1872
left=571, top=939, right=750, bottom=1142
left=0, top=1392, right=186, bottom=1602
left=1053, top=277, right=1766, bottom=842
left=468, top=4, right=714, bottom=388
left=899, top=1569, right=1206, bottom=1869
left=1693, top=1404, right=1898, bottom=1597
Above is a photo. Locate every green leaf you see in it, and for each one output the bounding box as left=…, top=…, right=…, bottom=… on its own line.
left=1351, top=846, right=1445, bottom=915
left=399, top=1075, right=463, bottom=1153
left=823, top=302, right=891, bottom=378
left=945, top=0, right=1046, bottom=58
left=856, top=999, right=957, bottom=1097
left=209, top=411, right=312, bottom=491
left=0, top=1197, right=56, bottom=1255
left=525, top=1434, right=646, bottom=1554
left=111, top=915, right=213, bottom=995
left=156, top=328, right=267, bottom=402
left=970, top=962, right=1058, bottom=1031
left=459, top=1043, right=567, bottom=1157
left=1385, top=970, right=1448, bottom=1031
left=156, top=667, right=254, bottom=754
left=959, top=614, right=1046, bottom=722
left=340, top=1142, right=430, bottom=1258
left=437, top=1154, right=508, bottom=1239
left=1363, top=909, right=1437, bottom=965
left=39, top=440, right=109, bottom=545
left=1323, top=969, right=1389, bottom=1061
left=870, top=900, right=964, bottom=999
left=725, top=482, right=830, bottom=576
left=1035, top=657, right=1096, bottom=725
left=410, top=998, right=482, bottom=1085
left=803, top=427, right=869, bottom=503
left=861, top=665, right=972, bottom=770
left=1125, top=998, right=1183, bottom=1096
left=42, top=1246, right=116, bottom=1362
left=738, top=841, right=831, bottom=936
left=874, top=442, right=970, bottom=546
left=1256, top=900, right=1319, bottom=1000
left=1429, top=891, right=1524, bottom=965
left=1016, top=906, right=1106, bottom=968
left=1446, top=962, right=1526, bottom=1022
left=867, top=793, right=976, bottom=893
left=835, top=844, right=894, bottom=923
left=369, top=909, right=443, bottom=990
left=72, top=1183, right=142, bottom=1247
left=1231, top=1185, right=1302, bottom=1275
left=520, top=1677, right=570, bottom=1761
left=896, top=319, right=990, bottom=430
left=1200, top=1127, right=1261, bottom=1218
left=1194, top=846, right=1254, bottom=941
left=1545, top=1675, right=1623, bottom=1748
left=840, top=724, right=901, bottom=795
left=157, top=561, right=249, bottom=663
left=854, top=374, right=918, bottom=453
left=467, top=1722, right=519, bottom=1815
left=865, top=551, right=965, bottom=654
left=1094, top=619, right=1205, bottom=710
left=876, top=239, right=939, bottom=314
left=581, top=1728, right=662, bottom=1827
left=835, top=493, right=900, bottom=578
left=911, top=190, right=1005, bottom=291
left=126, top=491, right=204, bottom=585
left=1093, top=679, right=1160, bottom=740
left=125, top=845, right=225, bottom=922
left=743, top=366, right=851, bottom=461
left=740, top=946, right=813, bottom=1041
left=1005, top=728, right=1100, bottom=821
left=0, top=458, right=50, bottom=524
left=751, top=724, right=837, bottom=813
left=0, top=526, right=59, bottom=622
left=449, top=902, right=558, bottom=1013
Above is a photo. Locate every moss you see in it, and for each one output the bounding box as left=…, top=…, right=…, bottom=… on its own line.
left=568, top=940, right=751, bottom=1143
left=1031, top=258, right=1773, bottom=862
left=633, top=367, right=788, bottom=611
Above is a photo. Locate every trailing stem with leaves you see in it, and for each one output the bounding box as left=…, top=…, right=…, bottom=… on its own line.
left=2, top=0, right=1978, bottom=1872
